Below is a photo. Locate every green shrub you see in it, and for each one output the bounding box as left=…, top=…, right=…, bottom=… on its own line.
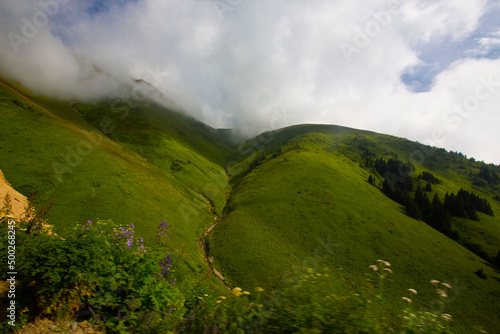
left=5, top=218, right=184, bottom=333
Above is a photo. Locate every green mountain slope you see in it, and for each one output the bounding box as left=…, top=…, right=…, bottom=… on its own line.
left=70, top=99, right=231, bottom=216
left=209, top=125, right=500, bottom=333
left=0, top=77, right=229, bottom=290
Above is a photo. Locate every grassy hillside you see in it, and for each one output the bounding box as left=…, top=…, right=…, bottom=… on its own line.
left=70, top=100, right=230, bottom=216
left=0, top=77, right=229, bottom=291
left=209, top=126, right=500, bottom=333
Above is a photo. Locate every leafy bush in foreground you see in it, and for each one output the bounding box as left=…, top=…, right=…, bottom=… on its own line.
left=1, top=216, right=184, bottom=333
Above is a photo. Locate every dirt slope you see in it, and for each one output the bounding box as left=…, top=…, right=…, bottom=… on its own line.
left=0, top=169, right=29, bottom=220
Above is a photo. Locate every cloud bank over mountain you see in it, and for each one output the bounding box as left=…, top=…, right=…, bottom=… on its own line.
left=1, top=0, right=499, bottom=163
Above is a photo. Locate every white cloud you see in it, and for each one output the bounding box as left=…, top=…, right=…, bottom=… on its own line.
left=467, top=29, right=500, bottom=56
left=0, top=0, right=499, bottom=163
left=397, top=0, right=488, bottom=43
left=424, top=58, right=500, bottom=163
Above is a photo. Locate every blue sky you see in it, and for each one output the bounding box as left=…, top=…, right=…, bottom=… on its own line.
left=1, top=0, right=500, bottom=163
left=84, top=0, right=138, bottom=15
left=402, top=4, right=500, bottom=92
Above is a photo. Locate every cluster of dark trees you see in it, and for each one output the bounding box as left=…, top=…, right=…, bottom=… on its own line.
left=494, top=250, right=500, bottom=268
left=247, top=153, right=266, bottom=174
left=444, top=189, right=494, bottom=220
left=418, top=171, right=441, bottom=185
left=372, top=158, right=494, bottom=239
left=478, top=166, right=500, bottom=185
left=374, top=157, right=414, bottom=180
left=374, top=158, right=415, bottom=195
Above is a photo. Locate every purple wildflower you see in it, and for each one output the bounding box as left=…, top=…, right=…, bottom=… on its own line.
left=158, top=254, right=172, bottom=279
left=156, top=221, right=170, bottom=245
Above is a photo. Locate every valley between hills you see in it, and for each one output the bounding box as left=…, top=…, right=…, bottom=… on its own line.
left=1, top=76, right=500, bottom=333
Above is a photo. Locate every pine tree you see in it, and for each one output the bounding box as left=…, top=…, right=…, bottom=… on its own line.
left=414, top=185, right=431, bottom=222
left=405, top=197, right=422, bottom=220
left=430, top=194, right=452, bottom=235
left=493, top=250, right=500, bottom=268
left=425, top=182, right=432, bottom=192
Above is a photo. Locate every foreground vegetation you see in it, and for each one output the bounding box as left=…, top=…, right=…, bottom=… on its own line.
left=0, top=202, right=468, bottom=333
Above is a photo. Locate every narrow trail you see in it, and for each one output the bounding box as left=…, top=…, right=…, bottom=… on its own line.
left=197, top=193, right=231, bottom=289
